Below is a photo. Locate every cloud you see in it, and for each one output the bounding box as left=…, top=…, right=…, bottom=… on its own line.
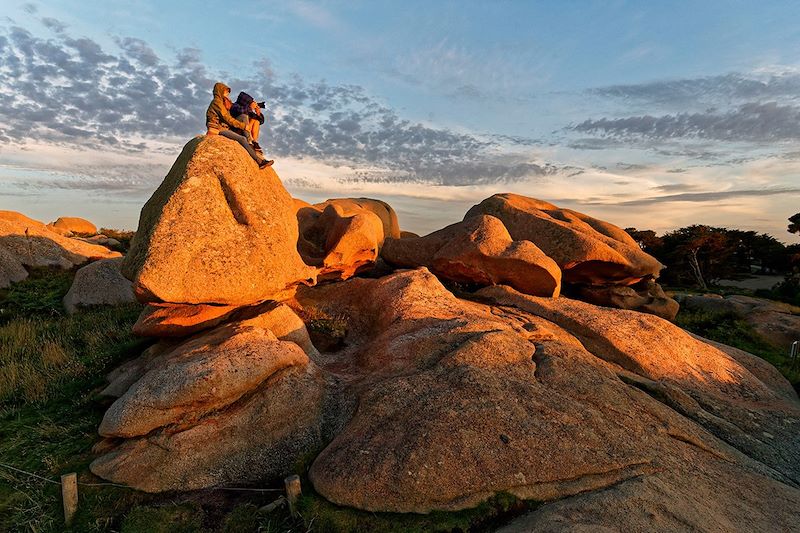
left=651, top=183, right=703, bottom=193
left=573, top=102, right=800, bottom=143
left=612, top=187, right=800, bottom=206
left=590, top=72, right=800, bottom=108
left=0, top=21, right=554, bottom=186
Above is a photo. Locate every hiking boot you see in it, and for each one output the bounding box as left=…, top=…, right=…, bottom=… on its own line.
left=258, top=159, right=274, bottom=169
left=252, top=141, right=263, bottom=153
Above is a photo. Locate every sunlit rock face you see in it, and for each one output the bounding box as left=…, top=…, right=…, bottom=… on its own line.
left=91, top=139, right=798, bottom=529
left=382, top=214, right=561, bottom=297
left=466, top=194, right=662, bottom=285
left=465, top=193, right=679, bottom=319
left=121, top=136, right=317, bottom=305
left=93, top=268, right=799, bottom=529
left=0, top=210, right=119, bottom=272
left=48, top=216, right=97, bottom=236
left=296, top=197, right=400, bottom=281
left=304, top=270, right=799, bottom=517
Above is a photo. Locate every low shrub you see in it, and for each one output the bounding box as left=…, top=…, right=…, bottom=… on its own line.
left=675, top=308, right=799, bottom=389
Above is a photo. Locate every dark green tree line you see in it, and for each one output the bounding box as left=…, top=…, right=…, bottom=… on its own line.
left=626, top=213, right=799, bottom=293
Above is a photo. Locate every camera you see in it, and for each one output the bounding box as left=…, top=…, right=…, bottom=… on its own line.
left=257, top=101, right=266, bottom=108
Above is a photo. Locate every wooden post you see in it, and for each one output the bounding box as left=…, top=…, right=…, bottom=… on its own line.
left=61, top=472, right=78, bottom=527
left=284, top=474, right=302, bottom=517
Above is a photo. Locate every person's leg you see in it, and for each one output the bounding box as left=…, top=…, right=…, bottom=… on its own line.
left=250, top=120, right=260, bottom=143
left=235, top=114, right=253, bottom=143
left=219, top=129, right=264, bottom=163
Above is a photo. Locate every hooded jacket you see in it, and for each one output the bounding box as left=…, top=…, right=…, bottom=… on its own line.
left=230, top=91, right=265, bottom=125
left=206, top=82, right=248, bottom=133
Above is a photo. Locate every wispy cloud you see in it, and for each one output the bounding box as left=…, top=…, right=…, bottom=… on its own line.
left=573, top=102, right=800, bottom=143
left=588, top=72, right=800, bottom=108
left=589, top=187, right=800, bottom=206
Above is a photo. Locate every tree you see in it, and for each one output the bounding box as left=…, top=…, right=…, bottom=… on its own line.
left=789, top=213, right=800, bottom=235
left=727, top=230, right=786, bottom=274
left=660, top=226, right=737, bottom=289
left=624, top=228, right=663, bottom=256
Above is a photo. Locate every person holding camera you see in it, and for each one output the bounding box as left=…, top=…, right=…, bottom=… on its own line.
left=230, top=91, right=267, bottom=154
left=205, top=82, right=273, bottom=168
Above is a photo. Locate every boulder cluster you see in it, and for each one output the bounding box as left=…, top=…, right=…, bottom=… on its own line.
left=74, top=135, right=799, bottom=530
left=0, top=211, right=125, bottom=307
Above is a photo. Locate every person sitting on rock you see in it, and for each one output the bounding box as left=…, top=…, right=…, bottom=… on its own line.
left=230, top=91, right=266, bottom=154
left=205, top=82, right=273, bottom=168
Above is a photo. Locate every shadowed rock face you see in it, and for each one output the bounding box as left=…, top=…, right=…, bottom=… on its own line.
left=678, top=293, right=800, bottom=350
left=121, top=136, right=317, bottom=305
left=0, top=245, right=28, bottom=288
left=382, top=214, right=561, bottom=297
left=63, top=257, right=135, bottom=314
left=570, top=278, right=680, bottom=321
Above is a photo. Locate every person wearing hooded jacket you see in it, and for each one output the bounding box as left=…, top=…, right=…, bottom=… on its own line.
left=230, top=91, right=266, bottom=153
left=206, top=82, right=273, bottom=168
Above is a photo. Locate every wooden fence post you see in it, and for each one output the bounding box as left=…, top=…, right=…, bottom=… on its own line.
left=61, top=472, right=78, bottom=527
left=284, top=474, right=302, bottom=517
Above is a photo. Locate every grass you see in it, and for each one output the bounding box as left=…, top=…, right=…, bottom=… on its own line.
left=0, top=267, right=75, bottom=322
left=675, top=308, right=800, bottom=390
left=297, top=490, right=535, bottom=533
left=0, top=268, right=145, bottom=405
left=296, top=307, right=349, bottom=352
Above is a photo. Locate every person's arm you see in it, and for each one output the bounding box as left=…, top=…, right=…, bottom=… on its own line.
left=250, top=101, right=266, bottom=124
left=216, top=98, right=248, bottom=130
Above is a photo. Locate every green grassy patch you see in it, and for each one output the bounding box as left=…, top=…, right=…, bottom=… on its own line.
left=675, top=308, right=800, bottom=389
left=0, top=267, right=75, bottom=321
left=297, top=490, right=534, bottom=533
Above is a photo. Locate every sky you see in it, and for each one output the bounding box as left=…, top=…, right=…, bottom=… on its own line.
left=0, top=0, right=798, bottom=242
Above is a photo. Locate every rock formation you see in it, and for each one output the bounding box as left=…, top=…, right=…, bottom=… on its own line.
left=382, top=214, right=561, bottom=297
left=121, top=135, right=316, bottom=305
left=465, top=193, right=678, bottom=319
left=0, top=210, right=119, bottom=273
left=63, top=257, right=136, bottom=314
left=0, top=245, right=28, bottom=288
left=465, top=194, right=661, bottom=283
left=91, top=305, right=336, bottom=492
left=49, top=216, right=98, bottom=236
left=574, top=277, right=679, bottom=321
left=89, top=140, right=799, bottom=531
left=297, top=198, right=399, bottom=281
